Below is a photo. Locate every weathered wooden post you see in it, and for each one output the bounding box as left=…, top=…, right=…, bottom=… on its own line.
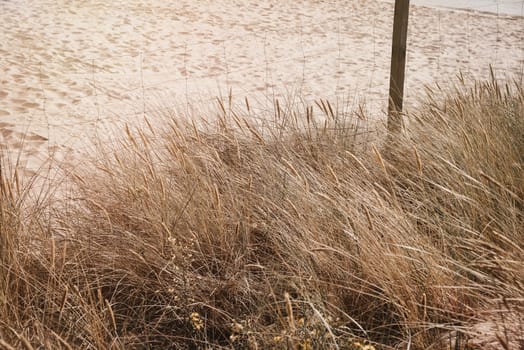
left=388, top=0, right=410, bottom=133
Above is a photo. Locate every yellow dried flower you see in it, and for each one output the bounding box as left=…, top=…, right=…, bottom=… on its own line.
left=231, top=321, right=244, bottom=333
left=299, top=338, right=312, bottom=350
left=353, top=342, right=376, bottom=350
left=190, top=312, right=204, bottom=330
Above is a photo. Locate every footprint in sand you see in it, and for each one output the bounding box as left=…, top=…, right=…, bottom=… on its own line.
left=11, top=141, right=25, bottom=149
left=22, top=102, right=40, bottom=109
left=25, top=133, right=48, bottom=142
left=13, top=106, right=28, bottom=113
left=0, top=91, right=8, bottom=99
left=0, top=122, right=14, bottom=129
left=8, top=131, right=48, bottom=147
left=23, top=149, right=40, bottom=157
left=0, top=110, right=10, bottom=116
left=14, top=76, right=26, bottom=84
left=1, top=128, right=14, bottom=138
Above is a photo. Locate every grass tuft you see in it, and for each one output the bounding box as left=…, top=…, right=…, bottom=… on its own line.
left=0, top=78, right=522, bottom=349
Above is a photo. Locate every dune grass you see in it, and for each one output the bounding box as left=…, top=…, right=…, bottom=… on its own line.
left=0, top=77, right=523, bottom=349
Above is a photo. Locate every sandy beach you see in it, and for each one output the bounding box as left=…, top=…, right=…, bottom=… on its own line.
left=1, top=0, right=523, bottom=175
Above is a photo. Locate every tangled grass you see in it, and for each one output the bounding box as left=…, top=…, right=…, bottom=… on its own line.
left=1, top=78, right=522, bottom=349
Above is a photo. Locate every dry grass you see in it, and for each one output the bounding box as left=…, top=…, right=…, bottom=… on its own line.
left=0, top=77, right=522, bottom=349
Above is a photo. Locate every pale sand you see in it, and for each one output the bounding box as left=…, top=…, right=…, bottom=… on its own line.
left=0, top=0, right=523, bottom=175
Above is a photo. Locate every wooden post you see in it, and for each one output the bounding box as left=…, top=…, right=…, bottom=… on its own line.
left=388, top=0, right=410, bottom=133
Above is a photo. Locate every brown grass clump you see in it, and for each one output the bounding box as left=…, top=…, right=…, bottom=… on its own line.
left=0, top=78, right=522, bottom=349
